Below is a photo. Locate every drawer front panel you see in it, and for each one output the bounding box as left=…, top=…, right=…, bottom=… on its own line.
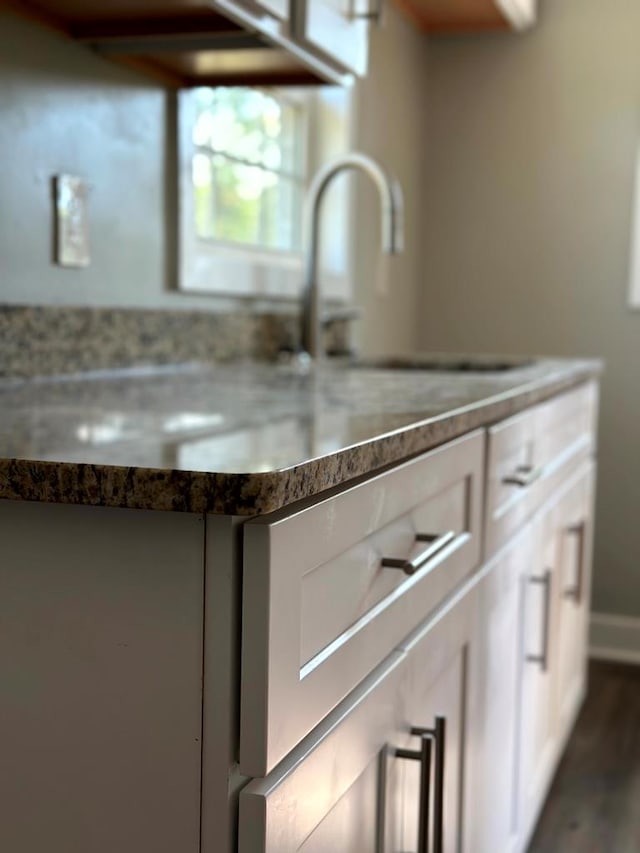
left=241, top=430, right=484, bottom=776
left=299, top=476, right=468, bottom=668
left=485, top=381, right=598, bottom=555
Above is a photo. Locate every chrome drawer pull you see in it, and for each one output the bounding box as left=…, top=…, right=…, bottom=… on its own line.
left=526, top=569, right=552, bottom=672
left=564, top=521, right=586, bottom=604
left=381, top=530, right=457, bottom=576
left=503, top=464, right=543, bottom=488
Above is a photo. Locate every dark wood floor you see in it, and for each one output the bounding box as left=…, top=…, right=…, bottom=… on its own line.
left=528, top=660, right=640, bottom=853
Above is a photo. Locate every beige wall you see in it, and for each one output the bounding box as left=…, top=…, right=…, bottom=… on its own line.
left=352, top=7, right=428, bottom=356
left=0, top=10, right=185, bottom=309
left=0, top=6, right=427, bottom=354
left=420, top=0, right=640, bottom=616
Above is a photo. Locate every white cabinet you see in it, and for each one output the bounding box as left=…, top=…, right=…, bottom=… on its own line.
left=213, top=0, right=375, bottom=78
left=20, top=0, right=368, bottom=88
left=212, top=0, right=289, bottom=28
left=469, top=382, right=598, bottom=853
left=469, top=463, right=596, bottom=853
left=0, top=378, right=599, bottom=853
left=208, top=0, right=290, bottom=38
left=293, top=0, right=372, bottom=76
left=239, top=581, right=476, bottom=852
left=516, top=461, right=596, bottom=847
left=238, top=381, right=599, bottom=852
left=242, top=0, right=288, bottom=19
left=0, top=502, right=204, bottom=853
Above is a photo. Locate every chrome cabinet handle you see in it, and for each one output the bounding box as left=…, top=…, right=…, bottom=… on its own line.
left=502, top=464, right=543, bottom=487
left=564, top=522, right=585, bottom=604
left=381, top=530, right=457, bottom=576
left=527, top=569, right=552, bottom=672
left=395, top=716, right=446, bottom=853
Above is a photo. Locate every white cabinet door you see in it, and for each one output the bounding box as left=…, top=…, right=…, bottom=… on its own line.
left=467, top=528, right=531, bottom=853
left=400, top=587, right=475, bottom=853
left=516, top=498, right=561, bottom=847
left=515, top=460, right=595, bottom=849
left=239, top=581, right=476, bottom=852
left=294, top=0, right=370, bottom=76
left=554, top=462, right=596, bottom=747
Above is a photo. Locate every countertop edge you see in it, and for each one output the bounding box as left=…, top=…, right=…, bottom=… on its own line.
left=0, top=362, right=601, bottom=517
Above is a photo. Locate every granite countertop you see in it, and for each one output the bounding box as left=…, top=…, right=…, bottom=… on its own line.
left=0, top=356, right=601, bottom=516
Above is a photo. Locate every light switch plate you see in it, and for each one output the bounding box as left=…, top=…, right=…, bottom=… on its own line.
left=55, top=174, right=90, bottom=268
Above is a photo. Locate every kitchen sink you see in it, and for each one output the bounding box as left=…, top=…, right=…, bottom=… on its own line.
left=347, top=356, right=534, bottom=373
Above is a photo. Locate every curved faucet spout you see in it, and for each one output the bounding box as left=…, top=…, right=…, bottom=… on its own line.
left=300, top=152, right=404, bottom=362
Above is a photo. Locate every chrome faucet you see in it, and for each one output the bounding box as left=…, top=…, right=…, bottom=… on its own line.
left=300, top=152, right=404, bottom=362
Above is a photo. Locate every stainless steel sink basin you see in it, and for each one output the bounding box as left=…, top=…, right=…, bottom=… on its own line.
left=347, top=356, right=534, bottom=373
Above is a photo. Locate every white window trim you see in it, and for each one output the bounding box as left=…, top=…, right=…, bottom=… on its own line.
left=177, top=86, right=355, bottom=304
left=628, top=143, right=640, bottom=309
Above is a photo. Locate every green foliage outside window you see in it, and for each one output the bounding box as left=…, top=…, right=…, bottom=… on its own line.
left=192, top=87, right=304, bottom=253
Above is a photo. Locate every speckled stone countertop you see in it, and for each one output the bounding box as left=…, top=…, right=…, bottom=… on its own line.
left=0, top=356, right=601, bottom=515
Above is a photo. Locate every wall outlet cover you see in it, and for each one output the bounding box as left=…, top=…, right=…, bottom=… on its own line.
left=55, top=174, right=90, bottom=268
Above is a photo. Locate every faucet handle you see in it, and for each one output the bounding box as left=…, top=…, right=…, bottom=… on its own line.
left=321, top=306, right=362, bottom=327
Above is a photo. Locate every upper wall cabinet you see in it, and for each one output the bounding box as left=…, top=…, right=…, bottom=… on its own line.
left=394, top=0, right=537, bottom=33
left=7, top=0, right=372, bottom=86
left=245, top=0, right=288, bottom=20
left=293, top=0, right=371, bottom=78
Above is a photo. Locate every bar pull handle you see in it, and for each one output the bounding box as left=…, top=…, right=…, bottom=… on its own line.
left=502, top=464, right=543, bottom=488
left=564, top=521, right=585, bottom=604
left=409, top=717, right=446, bottom=853
left=395, top=736, right=432, bottom=853
left=526, top=569, right=552, bottom=672
left=382, top=531, right=457, bottom=576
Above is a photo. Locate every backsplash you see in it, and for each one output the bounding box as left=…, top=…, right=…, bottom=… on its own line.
left=0, top=305, right=350, bottom=379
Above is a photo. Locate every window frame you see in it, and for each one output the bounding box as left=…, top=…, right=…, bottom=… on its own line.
left=177, top=85, right=355, bottom=303
left=628, top=144, right=640, bottom=309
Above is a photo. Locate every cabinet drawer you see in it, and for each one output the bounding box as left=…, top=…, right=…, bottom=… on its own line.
left=485, top=381, right=598, bottom=555
left=241, top=430, right=484, bottom=776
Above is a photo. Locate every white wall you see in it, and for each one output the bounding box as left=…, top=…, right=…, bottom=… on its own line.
left=420, top=0, right=640, bottom=617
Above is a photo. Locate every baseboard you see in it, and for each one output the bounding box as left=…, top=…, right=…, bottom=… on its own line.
left=589, top=612, right=640, bottom=665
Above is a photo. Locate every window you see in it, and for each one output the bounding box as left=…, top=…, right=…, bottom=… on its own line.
left=178, top=85, right=354, bottom=302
